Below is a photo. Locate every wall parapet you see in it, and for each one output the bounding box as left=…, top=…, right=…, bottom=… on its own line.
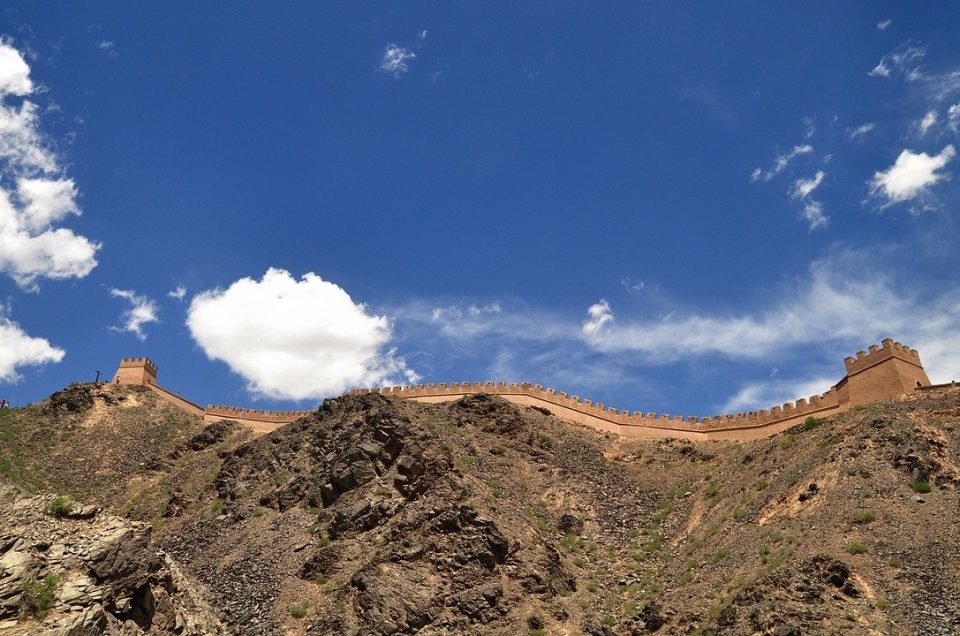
left=843, top=338, right=922, bottom=375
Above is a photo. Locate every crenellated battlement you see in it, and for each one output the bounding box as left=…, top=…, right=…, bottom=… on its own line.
left=843, top=338, right=922, bottom=375
left=111, top=338, right=931, bottom=440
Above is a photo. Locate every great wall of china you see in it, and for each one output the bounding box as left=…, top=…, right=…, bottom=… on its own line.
left=111, top=338, right=956, bottom=440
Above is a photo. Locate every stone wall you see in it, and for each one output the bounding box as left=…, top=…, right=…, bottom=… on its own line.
left=110, top=339, right=935, bottom=440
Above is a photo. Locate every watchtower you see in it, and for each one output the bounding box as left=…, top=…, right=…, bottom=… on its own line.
left=112, top=357, right=158, bottom=386
left=839, top=339, right=930, bottom=405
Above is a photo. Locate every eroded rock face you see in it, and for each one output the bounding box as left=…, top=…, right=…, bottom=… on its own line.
left=0, top=484, right=224, bottom=635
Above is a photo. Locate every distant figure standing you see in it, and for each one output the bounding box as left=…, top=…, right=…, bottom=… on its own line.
left=0, top=399, right=8, bottom=409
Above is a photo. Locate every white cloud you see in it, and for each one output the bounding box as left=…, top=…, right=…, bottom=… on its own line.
left=187, top=268, right=414, bottom=401
left=419, top=30, right=428, bottom=40
left=167, top=286, right=187, bottom=301
left=869, top=145, right=955, bottom=204
left=96, top=41, right=118, bottom=57
left=801, top=201, right=828, bottom=231
left=431, top=302, right=501, bottom=322
left=381, top=45, right=415, bottom=76
left=0, top=309, right=64, bottom=383
left=869, top=43, right=925, bottom=80
left=918, top=110, right=938, bottom=136
left=847, top=122, right=875, bottom=139
left=752, top=144, right=813, bottom=181
left=720, top=375, right=837, bottom=413
left=876, top=19, right=892, bottom=31
left=802, top=117, right=815, bottom=140
left=948, top=103, right=960, bottom=132
left=109, top=288, right=159, bottom=340
left=0, top=41, right=100, bottom=290
left=581, top=299, right=613, bottom=337
left=791, top=170, right=825, bottom=200
left=579, top=254, right=945, bottom=365
left=790, top=171, right=828, bottom=230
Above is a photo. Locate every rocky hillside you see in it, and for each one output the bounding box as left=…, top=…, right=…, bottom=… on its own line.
left=0, top=382, right=958, bottom=635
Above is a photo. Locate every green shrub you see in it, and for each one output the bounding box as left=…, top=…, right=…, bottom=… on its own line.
left=780, top=434, right=796, bottom=450
left=709, top=548, right=728, bottom=564
left=21, top=574, right=60, bottom=617
left=560, top=533, right=582, bottom=552
left=802, top=416, right=824, bottom=431
left=852, top=511, right=876, bottom=525
left=875, top=598, right=889, bottom=611
left=754, top=478, right=770, bottom=490
left=846, top=542, right=868, bottom=555
left=289, top=600, right=310, bottom=619
left=44, top=496, right=73, bottom=517
left=910, top=480, right=931, bottom=493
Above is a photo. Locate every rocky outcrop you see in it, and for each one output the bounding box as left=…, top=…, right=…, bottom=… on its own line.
left=0, top=484, right=223, bottom=635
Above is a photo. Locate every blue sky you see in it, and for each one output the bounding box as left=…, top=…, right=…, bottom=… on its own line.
left=2, top=3, right=960, bottom=418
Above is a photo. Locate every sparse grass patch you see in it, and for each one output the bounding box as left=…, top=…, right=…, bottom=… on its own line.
left=888, top=557, right=902, bottom=569
left=754, top=478, right=769, bottom=490
left=709, top=548, right=728, bottom=564
left=252, top=507, right=265, bottom=518
left=780, top=434, right=796, bottom=450
left=846, top=542, right=868, bottom=555
left=600, top=615, right=616, bottom=626
left=289, top=600, right=310, bottom=619
left=210, top=499, right=224, bottom=513
left=21, top=573, right=60, bottom=618
left=733, top=507, right=747, bottom=520
left=560, top=533, right=582, bottom=553
left=44, top=495, right=73, bottom=517
left=641, top=533, right=663, bottom=553
left=852, top=511, right=876, bottom=525
left=786, top=472, right=800, bottom=486
left=910, top=480, right=931, bottom=493
left=318, top=536, right=331, bottom=547
left=875, top=598, right=889, bottom=611
left=455, top=455, right=475, bottom=473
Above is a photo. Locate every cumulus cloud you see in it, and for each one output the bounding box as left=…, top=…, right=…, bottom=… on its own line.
left=109, top=288, right=159, bottom=340
left=847, top=122, right=875, bottom=139
left=167, top=286, right=187, bottom=302
left=0, top=41, right=99, bottom=290
left=581, top=300, right=614, bottom=338
left=751, top=144, right=813, bottom=181
left=0, top=309, right=64, bottom=382
left=869, top=145, right=955, bottom=205
left=187, top=268, right=414, bottom=401
left=381, top=45, right=415, bottom=76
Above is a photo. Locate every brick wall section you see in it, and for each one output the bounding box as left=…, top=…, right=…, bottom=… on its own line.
left=110, top=338, right=931, bottom=440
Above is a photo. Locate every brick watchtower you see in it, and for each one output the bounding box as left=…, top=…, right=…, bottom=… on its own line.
left=112, top=357, right=158, bottom=386
left=838, top=339, right=930, bottom=405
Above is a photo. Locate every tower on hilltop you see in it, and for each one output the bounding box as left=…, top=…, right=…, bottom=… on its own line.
left=838, top=338, right=930, bottom=405
left=112, top=357, right=158, bottom=386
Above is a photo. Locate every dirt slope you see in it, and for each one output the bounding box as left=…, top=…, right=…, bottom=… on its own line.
left=1, top=382, right=958, bottom=635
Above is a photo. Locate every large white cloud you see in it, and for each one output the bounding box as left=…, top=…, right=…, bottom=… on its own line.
left=187, top=268, right=415, bottom=401
left=0, top=311, right=64, bottom=383
left=0, top=41, right=99, bottom=290
left=869, top=145, right=955, bottom=205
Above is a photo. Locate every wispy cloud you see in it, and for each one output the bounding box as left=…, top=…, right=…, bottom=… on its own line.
left=876, top=19, right=892, bottom=32
left=96, top=40, right=118, bottom=57
left=167, top=286, right=187, bottom=302
left=868, top=42, right=925, bottom=80
left=751, top=144, right=813, bottom=182
left=109, top=288, right=159, bottom=340
left=381, top=44, right=415, bottom=77
left=847, top=122, right=876, bottom=139
left=720, top=374, right=837, bottom=413
left=918, top=110, right=938, bottom=136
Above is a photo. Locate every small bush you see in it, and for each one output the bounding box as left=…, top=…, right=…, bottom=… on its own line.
left=786, top=472, right=800, bottom=486
left=21, top=574, right=60, bottom=617
left=560, top=533, right=581, bottom=552
left=709, top=548, right=728, bottom=564
left=910, top=480, right=932, bottom=493
left=252, top=508, right=265, bottom=518
left=846, top=542, right=868, bottom=555
left=802, top=416, right=824, bottom=431
left=210, top=499, right=224, bottom=513
left=600, top=615, right=616, bottom=626
left=780, top=434, right=796, bottom=450
left=754, top=478, right=770, bottom=490
left=44, top=496, right=73, bottom=517
left=318, top=536, right=331, bottom=547
left=289, top=601, right=310, bottom=619
left=852, top=511, right=876, bottom=525
left=733, top=508, right=747, bottom=520
left=875, top=598, right=889, bottom=611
